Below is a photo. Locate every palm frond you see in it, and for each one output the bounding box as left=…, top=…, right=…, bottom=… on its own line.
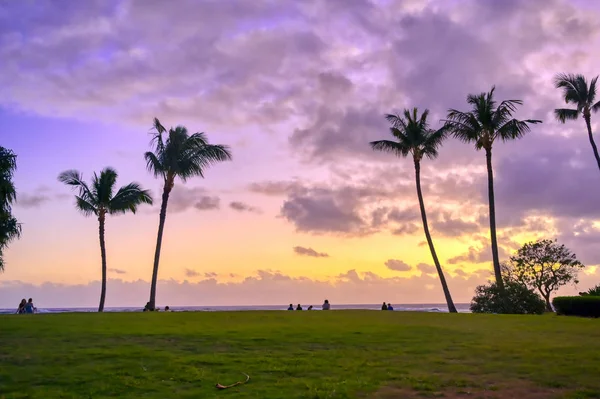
left=177, top=143, right=232, bottom=181
left=385, top=113, right=408, bottom=131
left=554, top=73, right=584, bottom=105
left=96, top=167, right=118, bottom=205
left=75, top=195, right=98, bottom=216
left=554, top=108, right=580, bottom=123
left=421, top=127, right=447, bottom=160
left=109, top=183, right=153, bottom=215
left=0, top=147, right=18, bottom=207
left=58, top=170, right=95, bottom=203
left=442, top=110, right=481, bottom=145
left=497, top=119, right=541, bottom=142
left=588, top=76, right=598, bottom=106
left=144, top=152, right=166, bottom=180
left=370, top=140, right=410, bottom=158
left=592, top=100, right=600, bottom=113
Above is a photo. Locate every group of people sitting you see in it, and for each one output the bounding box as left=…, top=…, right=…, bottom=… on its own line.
left=381, top=302, right=394, bottom=310
left=287, top=299, right=330, bottom=311
left=143, top=302, right=171, bottom=312
left=16, top=298, right=37, bottom=314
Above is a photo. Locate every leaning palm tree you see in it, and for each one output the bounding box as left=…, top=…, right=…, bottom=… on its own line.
left=370, top=108, right=457, bottom=313
left=145, top=118, right=232, bottom=310
left=443, top=87, right=541, bottom=290
left=58, top=168, right=153, bottom=311
left=554, top=73, right=600, bottom=171
left=0, top=146, right=21, bottom=272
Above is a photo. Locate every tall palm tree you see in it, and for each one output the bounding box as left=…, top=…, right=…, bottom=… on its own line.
left=554, top=73, right=600, bottom=171
left=0, top=146, right=21, bottom=272
left=443, top=87, right=541, bottom=290
left=58, top=168, right=153, bottom=312
left=145, top=118, right=232, bottom=310
left=370, top=108, right=457, bottom=313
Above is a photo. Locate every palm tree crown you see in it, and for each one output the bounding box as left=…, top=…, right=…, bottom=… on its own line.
left=58, top=168, right=153, bottom=216
left=370, top=108, right=446, bottom=161
left=554, top=73, right=600, bottom=122
left=554, top=73, right=600, bottom=172
left=144, top=118, right=232, bottom=186
left=443, top=86, right=541, bottom=150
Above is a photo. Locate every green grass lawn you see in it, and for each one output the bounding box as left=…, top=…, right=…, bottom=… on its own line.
left=1, top=311, right=599, bottom=398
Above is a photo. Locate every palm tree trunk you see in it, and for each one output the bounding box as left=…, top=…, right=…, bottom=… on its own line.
left=485, top=148, right=504, bottom=291
left=98, top=213, right=107, bottom=312
left=414, top=160, right=457, bottom=313
left=584, top=115, right=600, bottom=171
left=149, top=185, right=171, bottom=310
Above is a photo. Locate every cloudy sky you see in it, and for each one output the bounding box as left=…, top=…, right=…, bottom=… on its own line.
left=2, top=0, right=600, bottom=308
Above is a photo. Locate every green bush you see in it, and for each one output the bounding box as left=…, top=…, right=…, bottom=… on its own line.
left=552, top=296, right=600, bottom=318
left=470, top=281, right=546, bottom=315
left=580, top=284, right=600, bottom=296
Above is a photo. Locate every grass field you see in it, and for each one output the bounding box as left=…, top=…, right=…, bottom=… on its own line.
left=1, top=311, right=599, bottom=398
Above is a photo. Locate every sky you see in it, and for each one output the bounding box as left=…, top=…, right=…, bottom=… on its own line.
left=2, top=0, right=600, bottom=308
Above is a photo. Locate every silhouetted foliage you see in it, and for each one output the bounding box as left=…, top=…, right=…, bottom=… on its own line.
left=370, top=108, right=457, bottom=313
left=443, top=87, right=541, bottom=291
left=470, top=280, right=546, bottom=315
left=0, top=146, right=21, bottom=272
left=554, top=73, right=600, bottom=171
left=580, top=284, right=600, bottom=296
left=502, top=239, right=584, bottom=312
left=145, top=118, right=232, bottom=309
left=553, top=296, right=600, bottom=318
left=58, top=168, right=152, bottom=311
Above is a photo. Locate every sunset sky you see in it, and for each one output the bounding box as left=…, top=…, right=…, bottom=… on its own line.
left=2, top=0, right=600, bottom=308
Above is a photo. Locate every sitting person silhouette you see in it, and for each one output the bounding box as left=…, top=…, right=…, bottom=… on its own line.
left=296, top=304, right=303, bottom=311
left=387, top=303, right=394, bottom=311
left=381, top=302, right=388, bottom=310
left=322, top=299, right=330, bottom=310
left=287, top=304, right=294, bottom=311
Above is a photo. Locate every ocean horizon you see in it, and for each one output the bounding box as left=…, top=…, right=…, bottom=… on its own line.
left=0, top=302, right=471, bottom=314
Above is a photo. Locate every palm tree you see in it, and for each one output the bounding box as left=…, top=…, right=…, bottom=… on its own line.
left=370, top=108, right=458, bottom=313
left=145, top=118, right=232, bottom=310
left=554, top=73, right=600, bottom=171
left=0, top=146, right=21, bottom=272
left=58, top=168, right=152, bottom=311
left=443, top=87, right=541, bottom=290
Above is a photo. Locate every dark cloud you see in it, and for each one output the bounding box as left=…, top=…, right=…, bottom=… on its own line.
left=417, top=263, right=436, bottom=275
left=167, top=187, right=220, bottom=213
left=384, top=259, right=411, bottom=272
left=447, top=242, right=510, bottom=265
left=107, top=268, right=126, bottom=275
left=293, top=246, right=329, bottom=258
left=16, top=193, right=51, bottom=209
left=194, top=196, right=220, bottom=211
left=185, top=269, right=200, bottom=278
left=432, top=213, right=480, bottom=237
left=229, top=201, right=261, bottom=213
left=391, top=224, right=419, bottom=236
left=247, top=180, right=302, bottom=196
left=204, top=272, right=218, bottom=279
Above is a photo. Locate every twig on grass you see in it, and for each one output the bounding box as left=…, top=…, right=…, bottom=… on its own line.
left=215, top=372, right=250, bottom=390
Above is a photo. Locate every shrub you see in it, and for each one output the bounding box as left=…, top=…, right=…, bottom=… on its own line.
left=470, top=281, right=546, bottom=315
left=552, top=296, right=600, bottom=318
left=579, top=284, right=600, bottom=296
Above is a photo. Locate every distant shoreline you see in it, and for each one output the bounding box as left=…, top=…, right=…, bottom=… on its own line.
left=0, top=303, right=471, bottom=314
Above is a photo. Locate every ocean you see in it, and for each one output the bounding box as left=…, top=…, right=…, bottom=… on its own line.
left=0, top=303, right=471, bottom=314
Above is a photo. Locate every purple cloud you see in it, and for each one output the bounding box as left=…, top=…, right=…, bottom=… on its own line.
left=293, top=246, right=329, bottom=258
left=385, top=259, right=411, bottom=272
